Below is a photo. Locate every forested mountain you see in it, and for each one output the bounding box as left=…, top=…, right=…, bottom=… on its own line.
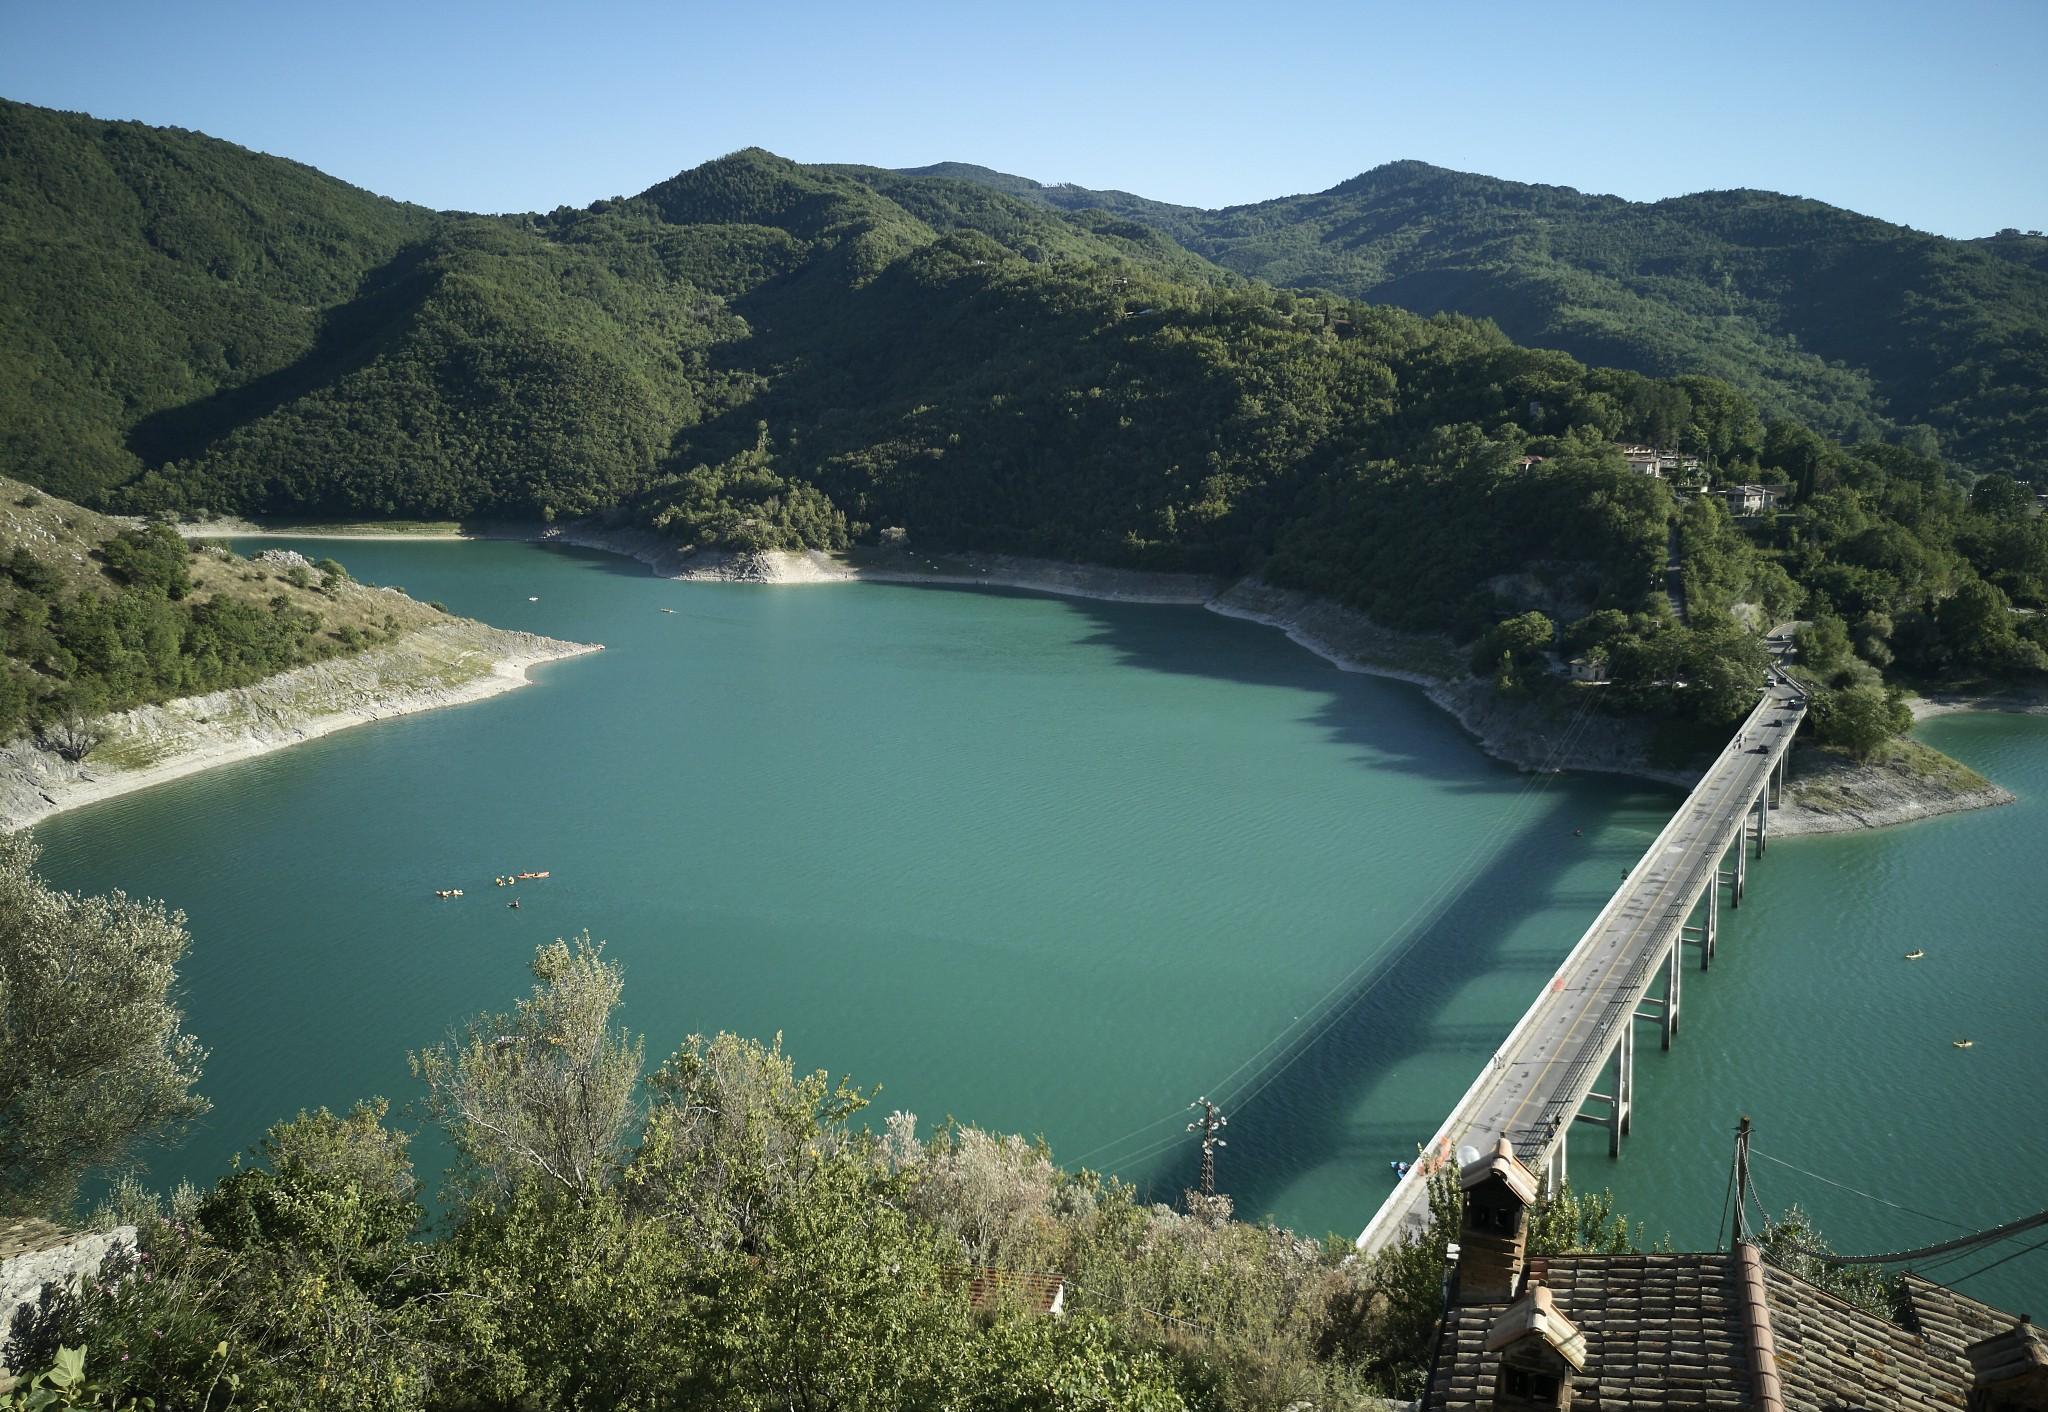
left=3, top=100, right=2045, bottom=731
left=943, top=160, right=2048, bottom=475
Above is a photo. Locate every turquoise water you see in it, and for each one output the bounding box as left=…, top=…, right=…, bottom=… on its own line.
left=31, top=540, right=2046, bottom=1311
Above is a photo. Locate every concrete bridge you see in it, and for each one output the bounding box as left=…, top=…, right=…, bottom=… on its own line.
left=1355, top=654, right=1808, bottom=1256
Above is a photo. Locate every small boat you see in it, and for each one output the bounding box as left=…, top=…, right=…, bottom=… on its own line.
left=496, top=876, right=512, bottom=887
left=1953, top=1039, right=1973, bottom=1049
left=660, top=608, right=676, bottom=614
left=434, top=888, right=464, bottom=899
left=527, top=596, right=539, bottom=602
left=508, top=899, right=521, bottom=910
left=1391, top=1160, right=1410, bottom=1179
left=1904, top=949, right=1925, bottom=960
left=516, top=870, right=550, bottom=880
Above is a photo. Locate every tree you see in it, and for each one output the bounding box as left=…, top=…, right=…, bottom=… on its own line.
left=1970, top=472, right=2031, bottom=521
left=1936, top=577, right=2047, bottom=675
left=98, top=524, right=192, bottom=600
left=698, top=1154, right=970, bottom=1412
left=628, top=1030, right=871, bottom=1254
left=1527, top=1184, right=1645, bottom=1255
left=0, top=834, right=207, bottom=1213
left=1796, top=610, right=1853, bottom=676
left=960, top=1313, right=1186, bottom=1412
left=411, top=934, right=643, bottom=1203
left=1758, top=1204, right=1896, bottom=1316
left=1810, top=683, right=1913, bottom=760
left=1470, top=610, right=1554, bottom=678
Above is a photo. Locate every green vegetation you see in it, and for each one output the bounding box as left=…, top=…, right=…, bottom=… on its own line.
left=957, top=160, right=2048, bottom=475
left=0, top=835, right=205, bottom=1213
left=4, top=101, right=2044, bottom=748
left=0, top=859, right=1923, bottom=1409
left=0, top=478, right=445, bottom=745
left=0, top=925, right=1675, bottom=1411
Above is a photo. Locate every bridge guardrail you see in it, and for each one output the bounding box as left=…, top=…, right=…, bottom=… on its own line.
left=1356, top=679, right=1802, bottom=1253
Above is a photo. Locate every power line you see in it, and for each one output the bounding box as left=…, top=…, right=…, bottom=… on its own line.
left=1072, top=661, right=1634, bottom=1184
left=1215, top=692, right=1611, bottom=1120
left=1941, top=1234, right=2048, bottom=1290
left=1748, top=1146, right=1973, bottom=1233
left=1065, top=685, right=1608, bottom=1175
left=1818, top=1207, right=2048, bottom=1268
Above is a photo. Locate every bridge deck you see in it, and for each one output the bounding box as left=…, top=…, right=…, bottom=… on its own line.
left=1356, top=665, right=1806, bottom=1255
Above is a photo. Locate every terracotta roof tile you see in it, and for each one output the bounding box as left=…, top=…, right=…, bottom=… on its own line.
left=1422, top=1251, right=2035, bottom=1411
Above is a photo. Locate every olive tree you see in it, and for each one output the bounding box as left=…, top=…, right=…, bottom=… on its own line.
left=0, top=834, right=207, bottom=1213
left=411, top=934, right=642, bottom=1203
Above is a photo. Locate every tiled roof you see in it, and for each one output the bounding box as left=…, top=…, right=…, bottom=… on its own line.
left=0, top=1217, right=73, bottom=1263
left=1897, top=1272, right=2017, bottom=1356
left=1462, top=1137, right=1540, bottom=1204
left=1424, top=1253, right=1752, bottom=1408
left=945, top=1266, right=1065, bottom=1316
left=1759, top=1262, right=1971, bottom=1409
left=1422, top=1251, right=2035, bottom=1411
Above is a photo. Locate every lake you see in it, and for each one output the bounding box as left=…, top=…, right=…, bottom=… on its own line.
left=34, top=539, right=2046, bottom=1310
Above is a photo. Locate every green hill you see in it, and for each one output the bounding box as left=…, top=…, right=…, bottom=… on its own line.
left=3, top=100, right=2045, bottom=726
left=943, top=159, right=2048, bottom=475
left=0, top=475, right=446, bottom=741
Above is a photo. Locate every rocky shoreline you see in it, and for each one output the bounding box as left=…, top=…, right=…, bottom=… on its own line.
left=0, top=621, right=598, bottom=832
left=175, top=521, right=2029, bottom=834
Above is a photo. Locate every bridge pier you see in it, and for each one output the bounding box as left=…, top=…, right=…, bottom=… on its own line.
left=1543, top=1136, right=1568, bottom=1195
left=1719, top=834, right=1747, bottom=908
left=1680, top=877, right=1717, bottom=971
left=1353, top=690, right=1809, bottom=1260
left=1574, top=1024, right=1634, bottom=1157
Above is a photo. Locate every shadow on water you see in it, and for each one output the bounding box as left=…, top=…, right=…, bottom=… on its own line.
left=998, top=589, right=1670, bottom=1228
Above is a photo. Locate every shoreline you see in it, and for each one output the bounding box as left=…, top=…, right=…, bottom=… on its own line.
left=175, top=521, right=2030, bottom=833
left=1, top=622, right=599, bottom=833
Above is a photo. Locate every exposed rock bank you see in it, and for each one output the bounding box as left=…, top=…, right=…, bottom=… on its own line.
left=1772, top=740, right=2015, bottom=836
left=1207, top=580, right=1691, bottom=786
left=173, top=519, right=2026, bottom=833
left=0, top=621, right=599, bottom=832
left=1, top=1221, right=134, bottom=1385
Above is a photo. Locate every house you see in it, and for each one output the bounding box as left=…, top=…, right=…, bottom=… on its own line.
left=1720, top=483, right=1782, bottom=516
left=1566, top=653, right=1609, bottom=684
left=948, top=1267, right=1066, bottom=1317
left=1419, top=1141, right=2047, bottom=1411
left=1516, top=455, right=1548, bottom=472
left=1617, top=445, right=1703, bottom=479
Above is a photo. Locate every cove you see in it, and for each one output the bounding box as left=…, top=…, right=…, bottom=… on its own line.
left=32, top=540, right=2046, bottom=1311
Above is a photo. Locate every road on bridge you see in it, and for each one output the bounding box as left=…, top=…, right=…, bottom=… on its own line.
left=1357, top=637, right=1807, bottom=1254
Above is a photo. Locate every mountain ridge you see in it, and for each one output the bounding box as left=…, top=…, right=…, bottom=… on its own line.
left=917, top=157, right=2048, bottom=472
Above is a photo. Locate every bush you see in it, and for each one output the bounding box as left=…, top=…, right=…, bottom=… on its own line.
left=1810, top=682, right=1913, bottom=759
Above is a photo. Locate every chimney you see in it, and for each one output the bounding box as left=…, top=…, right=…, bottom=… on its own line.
left=1456, top=1136, right=1539, bottom=1304
left=1963, top=1313, right=2048, bottom=1412
left=1484, top=1280, right=1587, bottom=1411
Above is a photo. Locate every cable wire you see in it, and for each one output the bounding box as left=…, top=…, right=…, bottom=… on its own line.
left=1215, top=691, right=1610, bottom=1120
left=1065, top=685, right=1610, bottom=1175
left=1938, top=1235, right=2048, bottom=1290
left=1070, top=669, right=1645, bottom=1184
left=1748, top=1147, right=1973, bottom=1233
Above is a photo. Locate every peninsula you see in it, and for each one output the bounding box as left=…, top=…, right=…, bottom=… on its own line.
left=0, top=481, right=596, bottom=832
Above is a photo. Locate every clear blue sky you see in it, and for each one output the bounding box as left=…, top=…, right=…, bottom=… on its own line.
left=3, top=0, right=2043, bottom=237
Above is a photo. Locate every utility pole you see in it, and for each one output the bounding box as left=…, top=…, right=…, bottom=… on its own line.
left=1731, top=1115, right=1753, bottom=1248
left=1187, top=1097, right=1227, bottom=1198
